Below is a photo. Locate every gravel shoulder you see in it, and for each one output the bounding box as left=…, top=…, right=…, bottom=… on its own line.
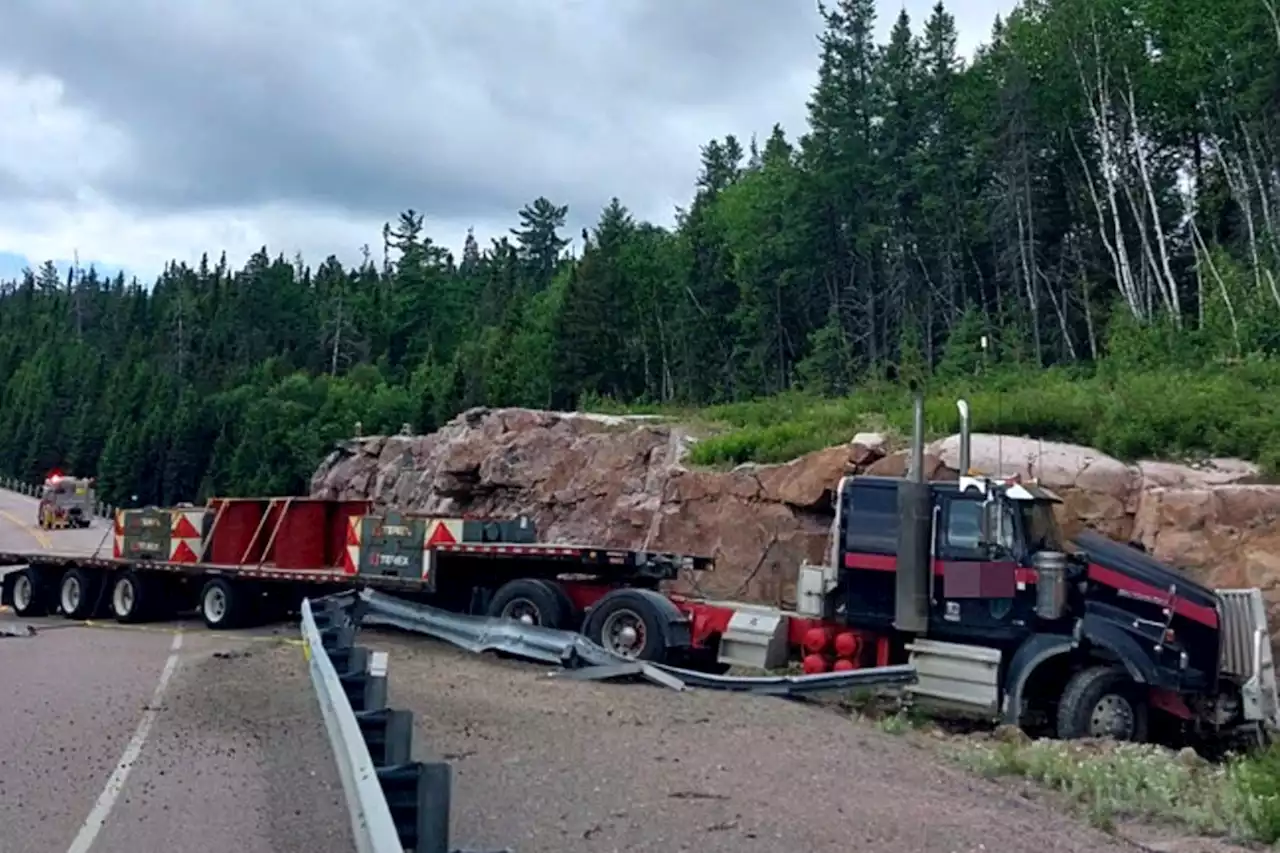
left=373, top=632, right=1139, bottom=853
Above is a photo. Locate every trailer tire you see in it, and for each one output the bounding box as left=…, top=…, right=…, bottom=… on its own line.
left=110, top=571, right=151, bottom=624
left=10, top=568, right=50, bottom=617
left=58, top=568, right=98, bottom=620
left=583, top=589, right=687, bottom=665
left=199, top=577, right=245, bottom=630
left=536, top=579, right=582, bottom=630
left=487, top=578, right=569, bottom=629
left=1057, top=664, right=1149, bottom=742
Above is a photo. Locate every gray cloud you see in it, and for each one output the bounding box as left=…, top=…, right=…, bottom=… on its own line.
left=0, top=0, right=826, bottom=226
left=0, top=0, right=1011, bottom=240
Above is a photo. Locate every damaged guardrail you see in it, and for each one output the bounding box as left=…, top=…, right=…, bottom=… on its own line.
left=0, top=476, right=115, bottom=520
left=303, top=594, right=508, bottom=853
left=354, top=588, right=917, bottom=697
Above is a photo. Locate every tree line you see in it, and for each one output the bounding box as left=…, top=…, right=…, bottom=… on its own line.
left=1, top=0, right=1278, bottom=505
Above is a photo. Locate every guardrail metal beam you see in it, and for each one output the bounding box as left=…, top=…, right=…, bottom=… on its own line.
left=302, top=595, right=508, bottom=853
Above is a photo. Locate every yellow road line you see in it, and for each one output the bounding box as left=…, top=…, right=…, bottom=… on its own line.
left=0, top=508, right=52, bottom=550
left=75, top=618, right=304, bottom=644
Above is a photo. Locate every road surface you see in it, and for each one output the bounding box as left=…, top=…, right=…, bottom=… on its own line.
left=0, top=487, right=353, bottom=853
left=375, top=637, right=1144, bottom=853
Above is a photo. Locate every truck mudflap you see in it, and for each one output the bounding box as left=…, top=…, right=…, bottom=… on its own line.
left=1217, top=588, right=1280, bottom=732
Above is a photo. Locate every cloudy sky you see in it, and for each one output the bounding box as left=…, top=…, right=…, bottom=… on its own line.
left=0, top=0, right=1013, bottom=282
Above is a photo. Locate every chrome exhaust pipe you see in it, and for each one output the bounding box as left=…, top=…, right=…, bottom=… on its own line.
left=908, top=392, right=925, bottom=484
left=956, top=399, right=971, bottom=475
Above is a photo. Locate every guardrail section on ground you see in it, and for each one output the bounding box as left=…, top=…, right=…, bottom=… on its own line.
left=302, top=594, right=509, bottom=853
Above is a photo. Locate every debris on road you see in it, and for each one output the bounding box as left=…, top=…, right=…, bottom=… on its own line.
left=353, top=588, right=917, bottom=697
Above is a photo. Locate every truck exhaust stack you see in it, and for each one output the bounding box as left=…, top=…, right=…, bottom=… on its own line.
left=895, top=392, right=931, bottom=633
left=956, top=399, right=971, bottom=475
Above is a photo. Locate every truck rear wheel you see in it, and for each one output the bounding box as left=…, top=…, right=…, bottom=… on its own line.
left=59, top=568, right=98, bottom=620
left=10, top=568, right=49, bottom=617
left=1057, top=664, right=1149, bottom=742
left=582, top=589, right=676, bottom=664
left=487, top=579, right=569, bottom=629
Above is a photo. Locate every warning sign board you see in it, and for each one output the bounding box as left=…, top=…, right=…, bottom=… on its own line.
left=425, top=518, right=461, bottom=547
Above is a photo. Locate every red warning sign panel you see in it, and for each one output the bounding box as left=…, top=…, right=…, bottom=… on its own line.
left=172, top=514, right=202, bottom=540
left=171, top=540, right=200, bottom=563
left=425, top=520, right=457, bottom=547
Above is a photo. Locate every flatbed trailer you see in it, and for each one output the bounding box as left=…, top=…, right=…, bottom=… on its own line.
left=0, top=496, right=716, bottom=650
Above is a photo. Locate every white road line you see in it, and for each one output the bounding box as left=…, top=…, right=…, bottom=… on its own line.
left=64, top=631, right=184, bottom=853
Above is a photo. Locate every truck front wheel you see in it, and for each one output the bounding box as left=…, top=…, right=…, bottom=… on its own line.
left=1057, top=664, right=1149, bottom=742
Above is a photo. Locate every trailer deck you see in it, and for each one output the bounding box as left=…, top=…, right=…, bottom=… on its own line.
left=0, top=541, right=714, bottom=590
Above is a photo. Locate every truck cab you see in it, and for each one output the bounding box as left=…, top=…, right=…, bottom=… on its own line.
left=827, top=396, right=1280, bottom=745
left=836, top=473, right=1069, bottom=648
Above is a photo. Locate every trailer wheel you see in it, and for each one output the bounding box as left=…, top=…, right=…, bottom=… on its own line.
left=537, top=579, right=582, bottom=630
left=10, top=568, right=49, bottom=617
left=1057, top=664, right=1149, bottom=742
left=583, top=589, right=675, bottom=664
left=58, top=568, right=98, bottom=620
left=110, top=572, right=150, bottom=624
left=199, top=577, right=243, bottom=630
left=487, top=579, right=568, bottom=629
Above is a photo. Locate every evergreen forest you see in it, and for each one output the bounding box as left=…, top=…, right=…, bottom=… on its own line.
left=3, top=0, right=1280, bottom=505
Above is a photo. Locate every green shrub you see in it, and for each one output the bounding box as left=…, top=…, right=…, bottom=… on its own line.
left=658, top=362, right=1280, bottom=469
left=952, top=738, right=1280, bottom=841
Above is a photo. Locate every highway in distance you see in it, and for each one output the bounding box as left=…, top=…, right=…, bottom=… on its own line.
left=0, top=488, right=354, bottom=853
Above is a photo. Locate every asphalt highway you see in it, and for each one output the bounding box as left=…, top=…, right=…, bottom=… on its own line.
left=0, top=488, right=353, bottom=853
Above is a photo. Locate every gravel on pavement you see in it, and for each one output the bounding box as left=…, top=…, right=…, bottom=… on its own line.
left=373, top=632, right=1139, bottom=853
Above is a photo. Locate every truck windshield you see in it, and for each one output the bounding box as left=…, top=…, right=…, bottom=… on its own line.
left=1019, top=500, right=1064, bottom=552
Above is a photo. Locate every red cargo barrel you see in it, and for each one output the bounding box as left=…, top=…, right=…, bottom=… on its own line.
left=833, top=631, right=861, bottom=660
left=802, top=627, right=829, bottom=654
left=802, top=654, right=829, bottom=674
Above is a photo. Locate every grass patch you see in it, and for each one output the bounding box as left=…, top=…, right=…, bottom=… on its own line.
left=593, top=362, right=1280, bottom=472
left=950, top=737, right=1280, bottom=843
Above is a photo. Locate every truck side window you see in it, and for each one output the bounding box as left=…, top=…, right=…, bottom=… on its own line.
left=844, top=483, right=900, bottom=554
left=945, top=500, right=984, bottom=553
left=982, top=499, right=1019, bottom=556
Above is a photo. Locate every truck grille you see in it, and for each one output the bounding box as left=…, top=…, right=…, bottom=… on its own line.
left=1217, top=589, right=1280, bottom=729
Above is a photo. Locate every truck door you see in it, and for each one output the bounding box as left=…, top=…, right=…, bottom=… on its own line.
left=932, top=494, right=1024, bottom=638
